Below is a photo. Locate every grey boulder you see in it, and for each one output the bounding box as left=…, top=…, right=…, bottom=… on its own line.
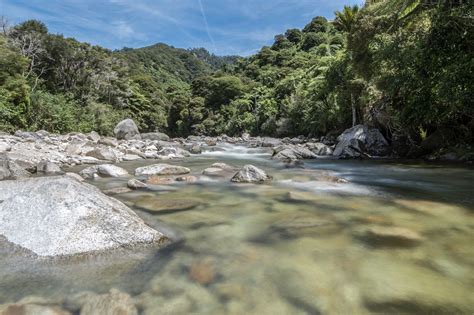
left=333, top=125, right=390, bottom=158
left=0, top=176, right=167, bottom=257
left=231, top=165, right=272, bottom=183
left=272, top=145, right=317, bottom=162
left=114, top=119, right=140, bottom=140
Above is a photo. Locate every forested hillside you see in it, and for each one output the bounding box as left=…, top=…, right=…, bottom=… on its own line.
left=0, top=0, right=472, bottom=156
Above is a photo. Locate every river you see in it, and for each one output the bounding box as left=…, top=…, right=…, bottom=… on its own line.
left=1, top=143, right=473, bottom=314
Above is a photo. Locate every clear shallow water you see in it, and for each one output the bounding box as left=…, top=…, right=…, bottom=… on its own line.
left=1, top=144, right=473, bottom=314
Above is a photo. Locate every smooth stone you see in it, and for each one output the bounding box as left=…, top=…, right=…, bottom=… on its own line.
left=103, top=187, right=132, bottom=195
left=211, top=162, right=237, bottom=171
left=231, top=165, right=271, bottom=183
left=114, top=119, right=140, bottom=140
left=134, top=196, right=200, bottom=214
left=175, top=175, right=198, bottom=183
left=79, top=166, right=99, bottom=179
left=360, top=256, right=474, bottom=313
left=0, top=176, right=167, bottom=257
left=135, top=164, right=190, bottom=176
left=145, top=176, right=174, bottom=185
left=361, top=226, right=423, bottom=247
left=0, top=303, right=71, bottom=315
left=80, top=289, right=137, bottom=315
left=189, top=258, right=216, bottom=285
left=127, top=179, right=148, bottom=190
left=202, top=167, right=225, bottom=176
left=97, top=164, right=129, bottom=178
left=122, top=154, right=142, bottom=161
left=86, top=147, right=118, bottom=162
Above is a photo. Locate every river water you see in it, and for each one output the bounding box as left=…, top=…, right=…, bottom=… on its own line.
left=1, top=144, right=473, bottom=314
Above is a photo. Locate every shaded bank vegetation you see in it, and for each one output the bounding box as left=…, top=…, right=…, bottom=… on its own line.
left=0, top=0, right=472, bottom=156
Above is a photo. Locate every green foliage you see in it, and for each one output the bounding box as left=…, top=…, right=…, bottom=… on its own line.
left=1, top=2, right=472, bottom=153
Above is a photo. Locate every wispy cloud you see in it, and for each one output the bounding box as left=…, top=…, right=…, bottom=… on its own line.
left=1, top=0, right=362, bottom=55
left=197, top=0, right=216, bottom=53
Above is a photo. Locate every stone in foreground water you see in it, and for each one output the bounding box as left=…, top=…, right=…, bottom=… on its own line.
left=0, top=176, right=168, bottom=257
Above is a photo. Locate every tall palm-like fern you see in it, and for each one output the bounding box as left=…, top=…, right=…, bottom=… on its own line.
left=334, top=5, right=360, bottom=33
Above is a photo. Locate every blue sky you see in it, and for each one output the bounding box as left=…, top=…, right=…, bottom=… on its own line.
left=0, top=0, right=362, bottom=56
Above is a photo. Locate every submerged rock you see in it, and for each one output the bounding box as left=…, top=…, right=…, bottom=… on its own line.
left=189, top=258, right=216, bottom=285
left=145, top=176, right=174, bottom=185
left=175, top=175, right=198, bottom=183
left=134, top=196, right=200, bottom=214
left=0, top=303, right=71, bottom=315
left=114, top=119, right=140, bottom=140
left=0, top=176, right=167, bottom=257
left=360, top=226, right=423, bottom=247
left=231, top=165, right=271, bottom=183
left=127, top=179, right=148, bottom=190
left=80, top=289, right=137, bottom=315
left=135, top=164, right=190, bottom=176
left=360, top=256, right=474, bottom=314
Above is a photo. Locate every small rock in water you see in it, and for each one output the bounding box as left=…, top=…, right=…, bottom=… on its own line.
left=103, top=187, right=132, bottom=195
left=361, top=226, right=423, bottom=247
left=189, top=144, right=202, bottom=154
left=231, top=165, right=271, bottom=183
left=360, top=256, right=474, bottom=313
left=146, top=175, right=174, bottom=185
left=202, top=167, right=225, bottom=176
left=211, top=162, right=237, bottom=171
left=135, top=164, right=190, bottom=176
left=175, top=175, right=198, bottom=183
left=127, top=179, right=148, bottom=190
left=0, top=303, right=71, bottom=315
left=80, top=289, right=137, bottom=315
left=189, top=258, right=216, bottom=285
left=79, top=166, right=99, bottom=179
left=97, top=164, right=129, bottom=178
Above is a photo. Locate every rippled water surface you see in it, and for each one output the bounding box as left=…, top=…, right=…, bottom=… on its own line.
left=1, top=144, right=473, bottom=314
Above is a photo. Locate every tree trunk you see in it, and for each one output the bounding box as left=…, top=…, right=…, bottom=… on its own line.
left=351, top=92, right=356, bottom=127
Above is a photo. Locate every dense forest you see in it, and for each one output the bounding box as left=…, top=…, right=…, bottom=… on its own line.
left=0, top=0, right=472, bottom=156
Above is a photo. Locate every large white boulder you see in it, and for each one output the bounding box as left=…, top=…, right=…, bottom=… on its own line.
left=0, top=176, right=167, bottom=257
left=134, top=164, right=190, bottom=176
